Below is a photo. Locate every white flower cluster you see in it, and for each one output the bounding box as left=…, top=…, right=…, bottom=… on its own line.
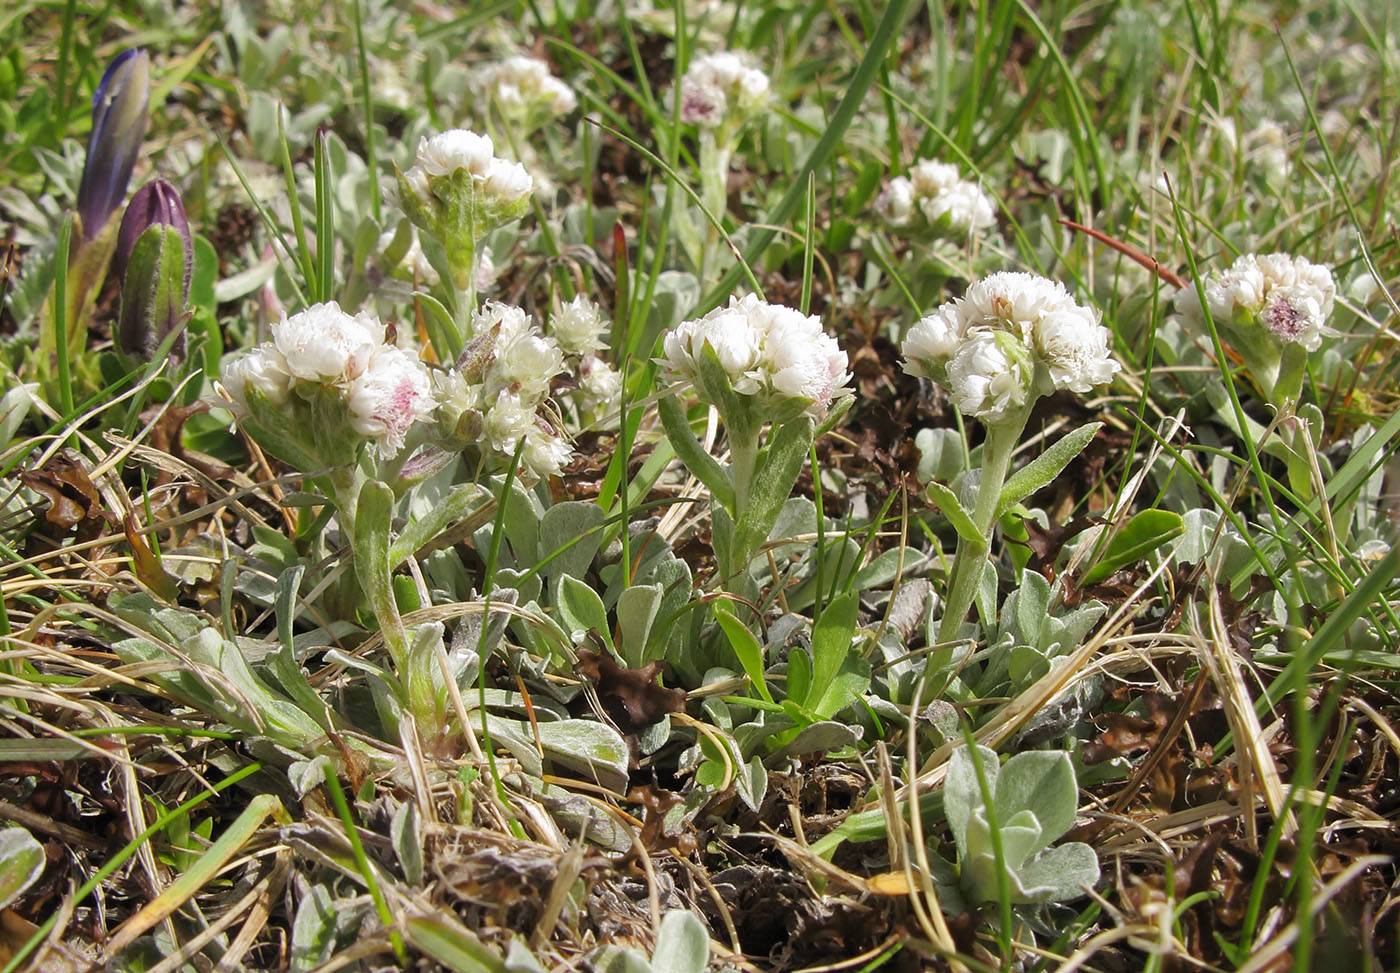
left=875, top=159, right=996, bottom=237
left=1173, top=252, right=1335, bottom=352
left=676, top=52, right=770, bottom=129
left=402, top=129, right=532, bottom=209
left=902, top=272, right=1119, bottom=423
left=662, top=294, right=851, bottom=418
left=221, top=302, right=432, bottom=457
left=547, top=295, right=621, bottom=422
left=482, top=55, right=577, bottom=128
left=435, top=302, right=572, bottom=478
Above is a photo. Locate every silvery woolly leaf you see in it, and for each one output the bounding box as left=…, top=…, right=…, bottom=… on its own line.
left=1014, top=841, right=1101, bottom=902
left=0, top=827, right=45, bottom=911
left=650, top=909, right=711, bottom=973
left=994, top=750, right=1079, bottom=851
left=943, top=743, right=1000, bottom=863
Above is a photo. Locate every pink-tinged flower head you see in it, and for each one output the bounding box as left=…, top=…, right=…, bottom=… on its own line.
left=272, top=302, right=382, bottom=384
left=345, top=345, right=433, bottom=457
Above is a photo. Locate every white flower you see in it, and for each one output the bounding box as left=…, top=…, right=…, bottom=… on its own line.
left=909, top=160, right=960, bottom=198
left=677, top=51, right=770, bottom=128
left=402, top=166, right=432, bottom=207
left=924, top=180, right=996, bottom=233
left=470, top=302, right=533, bottom=346
left=577, top=354, right=621, bottom=413
left=963, top=272, right=1072, bottom=340
left=902, top=305, right=964, bottom=376
left=1033, top=306, right=1120, bottom=392
left=220, top=347, right=292, bottom=411
left=663, top=295, right=851, bottom=418
left=523, top=425, right=572, bottom=478
left=483, top=391, right=537, bottom=453
left=550, top=295, right=608, bottom=356
left=272, top=302, right=381, bottom=384
left=345, top=345, right=433, bottom=457
left=414, top=129, right=495, bottom=178
left=486, top=56, right=577, bottom=121
left=494, top=333, right=565, bottom=400
left=945, top=332, right=1031, bottom=422
left=663, top=302, right=764, bottom=392
left=1176, top=252, right=1336, bottom=351
left=874, top=177, right=916, bottom=226
left=759, top=306, right=850, bottom=413
left=483, top=158, right=533, bottom=202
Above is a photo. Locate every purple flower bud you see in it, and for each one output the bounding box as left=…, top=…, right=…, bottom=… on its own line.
left=76, top=49, right=150, bottom=243
left=114, top=179, right=192, bottom=362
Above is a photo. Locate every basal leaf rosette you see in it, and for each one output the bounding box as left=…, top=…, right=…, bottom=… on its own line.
left=217, top=302, right=432, bottom=471
left=397, top=130, right=533, bottom=292
left=1172, top=251, right=1336, bottom=403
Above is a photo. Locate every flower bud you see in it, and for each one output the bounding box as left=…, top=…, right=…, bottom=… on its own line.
left=77, top=50, right=150, bottom=243
left=113, top=179, right=192, bottom=362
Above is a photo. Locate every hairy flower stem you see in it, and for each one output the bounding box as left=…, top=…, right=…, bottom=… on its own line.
left=937, top=408, right=1030, bottom=650
left=698, top=130, right=731, bottom=284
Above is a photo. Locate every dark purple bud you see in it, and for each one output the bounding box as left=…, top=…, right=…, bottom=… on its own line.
left=76, top=49, right=150, bottom=243
left=113, top=179, right=191, bottom=289
left=114, top=180, right=192, bottom=363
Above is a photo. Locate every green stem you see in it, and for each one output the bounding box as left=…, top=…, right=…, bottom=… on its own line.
left=730, top=433, right=759, bottom=516
left=698, top=129, right=731, bottom=283
left=936, top=413, right=1026, bottom=647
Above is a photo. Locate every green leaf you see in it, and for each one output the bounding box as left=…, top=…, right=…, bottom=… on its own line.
left=732, top=417, right=814, bottom=570
left=535, top=720, right=631, bottom=795
left=656, top=394, right=735, bottom=513
left=391, top=800, right=423, bottom=887
left=1081, top=509, right=1185, bottom=585
left=944, top=743, right=1000, bottom=863
left=994, top=750, right=1079, bottom=850
left=650, top=910, right=711, bottom=973
left=1015, top=842, right=1101, bottom=903
left=270, top=564, right=331, bottom=730
left=538, top=501, right=606, bottom=584
left=405, top=910, right=507, bottom=973
left=997, top=422, right=1103, bottom=518
left=389, top=484, right=487, bottom=566
left=923, top=480, right=982, bottom=546
left=0, top=827, right=45, bottom=911
left=557, top=575, right=613, bottom=653
left=616, top=584, right=663, bottom=669
left=353, top=480, right=407, bottom=664
left=805, top=593, right=859, bottom=714
left=712, top=599, right=774, bottom=704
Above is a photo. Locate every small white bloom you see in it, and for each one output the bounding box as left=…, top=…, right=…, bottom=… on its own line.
left=494, top=333, right=565, bottom=401
left=760, top=307, right=850, bottom=413
left=945, top=332, right=1030, bottom=422
left=470, top=302, right=533, bottom=346
left=874, top=177, right=916, bottom=226
left=663, top=303, right=764, bottom=392
left=902, top=305, right=964, bottom=376
left=1177, top=252, right=1336, bottom=351
left=483, top=158, right=533, bottom=202
left=402, top=166, right=432, bottom=206
left=272, top=302, right=381, bottom=384
left=1033, top=306, right=1120, bottom=392
left=345, top=345, right=433, bottom=457
left=909, top=160, right=960, bottom=198
left=577, top=354, right=622, bottom=413
left=483, top=391, right=537, bottom=454
left=677, top=51, right=770, bottom=128
left=220, top=347, right=292, bottom=411
left=414, top=129, right=495, bottom=178
left=963, top=272, right=1072, bottom=341
left=523, top=425, right=572, bottom=478
left=550, top=295, right=608, bottom=356
left=924, top=180, right=996, bottom=233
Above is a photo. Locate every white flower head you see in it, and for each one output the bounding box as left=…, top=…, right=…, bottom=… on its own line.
left=909, top=160, right=960, bottom=198
left=272, top=302, right=382, bottom=384
left=663, top=301, right=764, bottom=393
left=923, top=180, right=996, bottom=234
left=413, top=129, right=495, bottom=178
left=1176, top=252, right=1336, bottom=351
left=945, top=331, right=1032, bottom=423
left=963, top=272, right=1071, bottom=340
left=902, top=305, right=965, bottom=378
left=874, top=177, right=915, bottom=226
left=677, top=51, right=770, bottom=128
left=494, top=333, right=565, bottom=401
left=523, top=425, right=572, bottom=478
left=470, top=301, right=533, bottom=346
left=220, top=346, right=292, bottom=412
left=483, top=157, right=533, bottom=203
left=576, top=354, right=622, bottom=414
left=1033, top=305, right=1121, bottom=392
left=486, top=55, right=577, bottom=125
left=758, top=305, right=851, bottom=414
left=483, top=391, right=537, bottom=454
left=345, top=345, right=433, bottom=457
left=550, top=295, right=608, bottom=356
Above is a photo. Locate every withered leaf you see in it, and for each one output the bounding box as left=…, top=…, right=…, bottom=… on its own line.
left=123, top=512, right=180, bottom=602
left=575, top=649, right=685, bottom=733
left=20, top=452, right=110, bottom=538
